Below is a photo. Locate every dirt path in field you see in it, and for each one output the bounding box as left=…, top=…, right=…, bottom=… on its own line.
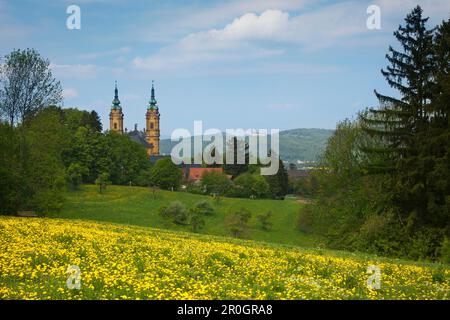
left=296, top=198, right=314, bottom=205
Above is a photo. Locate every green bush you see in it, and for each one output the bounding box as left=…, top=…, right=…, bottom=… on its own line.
left=226, top=208, right=252, bottom=239
left=66, top=163, right=88, bottom=190
left=230, top=173, right=269, bottom=199
left=192, top=200, right=215, bottom=216
left=161, top=201, right=190, bottom=225
left=149, top=158, right=182, bottom=190
left=257, top=211, right=273, bottom=231
left=439, top=237, right=450, bottom=264
left=134, top=169, right=152, bottom=187
left=406, top=228, right=446, bottom=261
left=95, top=172, right=111, bottom=193
left=190, top=214, right=205, bottom=233
left=29, top=185, right=65, bottom=215
left=186, top=182, right=204, bottom=195
left=200, top=171, right=231, bottom=195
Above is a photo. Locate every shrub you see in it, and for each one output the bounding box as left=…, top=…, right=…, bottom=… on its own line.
left=135, top=169, right=152, bottom=187
left=66, top=163, right=88, bottom=190
left=406, top=227, right=445, bottom=261
left=149, top=158, right=182, bottom=190
left=439, top=237, right=450, bottom=264
left=226, top=208, right=252, bottom=238
left=95, top=172, right=110, bottom=193
left=192, top=200, right=215, bottom=216
left=158, top=205, right=168, bottom=217
left=190, top=214, right=205, bottom=233
left=200, top=171, right=231, bottom=195
left=257, top=211, right=273, bottom=231
left=161, top=201, right=190, bottom=225
left=231, top=173, right=269, bottom=198
left=186, top=182, right=204, bottom=195
left=30, top=188, right=65, bottom=215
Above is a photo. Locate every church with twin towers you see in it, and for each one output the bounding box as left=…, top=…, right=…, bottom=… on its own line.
left=109, top=81, right=161, bottom=157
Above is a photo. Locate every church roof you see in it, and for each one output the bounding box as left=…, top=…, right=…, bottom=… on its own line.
left=128, top=129, right=153, bottom=148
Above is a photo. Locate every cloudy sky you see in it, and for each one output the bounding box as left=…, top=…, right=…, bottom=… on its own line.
left=1, top=0, right=449, bottom=135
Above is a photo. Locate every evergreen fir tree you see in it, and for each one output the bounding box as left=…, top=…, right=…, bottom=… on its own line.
left=361, top=5, right=435, bottom=172
left=361, top=7, right=449, bottom=225
left=422, top=18, right=450, bottom=226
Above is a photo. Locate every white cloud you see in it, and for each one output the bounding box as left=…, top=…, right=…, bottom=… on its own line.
left=133, top=10, right=292, bottom=71
left=50, top=63, right=101, bottom=79
left=136, top=0, right=310, bottom=42
left=132, top=0, right=450, bottom=73
left=186, top=10, right=291, bottom=43
left=62, top=88, right=78, bottom=100
left=175, top=0, right=308, bottom=32
left=132, top=6, right=367, bottom=71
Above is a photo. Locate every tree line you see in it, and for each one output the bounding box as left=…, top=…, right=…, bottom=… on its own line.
left=185, top=137, right=289, bottom=200
left=0, top=49, right=155, bottom=215
left=298, top=6, right=449, bottom=262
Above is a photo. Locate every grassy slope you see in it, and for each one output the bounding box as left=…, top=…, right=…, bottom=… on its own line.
left=49, top=185, right=318, bottom=248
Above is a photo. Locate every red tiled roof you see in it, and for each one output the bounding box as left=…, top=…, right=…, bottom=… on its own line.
left=188, top=167, right=223, bottom=181
left=287, top=170, right=310, bottom=178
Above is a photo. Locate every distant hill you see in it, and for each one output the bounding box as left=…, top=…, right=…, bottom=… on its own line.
left=278, top=128, right=334, bottom=163
left=160, top=128, right=334, bottom=164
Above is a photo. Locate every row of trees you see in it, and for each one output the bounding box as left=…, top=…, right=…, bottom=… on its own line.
left=0, top=48, right=173, bottom=214
left=298, top=7, right=449, bottom=261
left=187, top=137, right=289, bottom=199
left=187, top=165, right=288, bottom=200
left=1, top=49, right=65, bottom=215
left=0, top=104, right=154, bottom=214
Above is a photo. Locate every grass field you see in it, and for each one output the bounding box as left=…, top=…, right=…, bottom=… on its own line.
left=1, top=217, right=448, bottom=300
left=49, top=185, right=319, bottom=248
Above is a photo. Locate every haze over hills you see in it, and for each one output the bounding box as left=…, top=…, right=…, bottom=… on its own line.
left=159, top=128, right=334, bottom=164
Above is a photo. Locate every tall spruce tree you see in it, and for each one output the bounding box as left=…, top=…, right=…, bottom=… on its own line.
left=360, top=7, right=450, bottom=228
left=361, top=6, right=434, bottom=167
left=424, top=19, right=450, bottom=226
left=432, top=19, right=450, bottom=128
left=360, top=6, right=437, bottom=221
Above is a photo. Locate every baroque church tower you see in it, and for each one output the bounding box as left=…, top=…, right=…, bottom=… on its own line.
left=145, top=81, right=160, bottom=156
left=109, top=82, right=124, bottom=133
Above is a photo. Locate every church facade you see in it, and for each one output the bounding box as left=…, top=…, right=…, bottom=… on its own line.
left=109, top=82, right=161, bottom=157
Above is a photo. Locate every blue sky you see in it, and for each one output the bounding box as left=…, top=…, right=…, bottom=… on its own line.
left=1, top=0, right=449, bottom=136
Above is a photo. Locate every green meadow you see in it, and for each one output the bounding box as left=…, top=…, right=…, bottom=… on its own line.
left=49, top=185, right=318, bottom=248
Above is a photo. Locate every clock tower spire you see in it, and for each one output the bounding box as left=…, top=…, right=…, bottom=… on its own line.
left=109, top=81, right=124, bottom=133
left=145, top=81, right=160, bottom=156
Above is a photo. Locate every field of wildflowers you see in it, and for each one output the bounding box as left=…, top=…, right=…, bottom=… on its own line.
left=0, top=217, right=448, bottom=300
